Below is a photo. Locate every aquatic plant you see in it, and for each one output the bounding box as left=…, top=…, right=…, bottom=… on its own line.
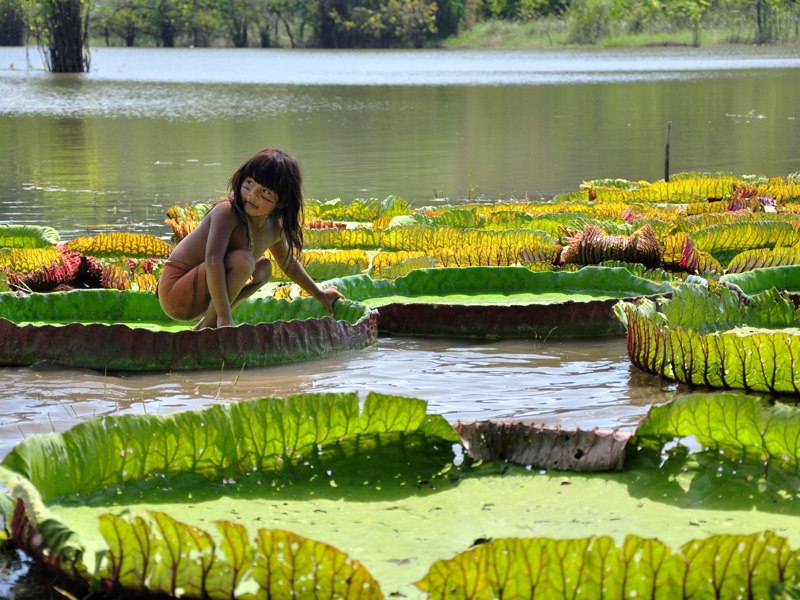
left=305, top=195, right=411, bottom=222
left=616, top=283, right=800, bottom=394
left=326, top=266, right=672, bottom=338
left=0, top=247, right=84, bottom=292
left=4, top=391, right=800, bottom=598
left=0, top=291, right=377, bottom=370
left=65, top=232, right=173, bottom=259
left=560, top=224, right=662, bottom=268
left=271, top=249, right=370, bottom=281
left=0, top=224, right=61, bottom=249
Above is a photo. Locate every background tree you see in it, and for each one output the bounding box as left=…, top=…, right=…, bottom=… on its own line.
left=93, top=0, right=148, bottom=45
left=0, top=0, right=26, bottom=45
left=183, top=0, right=221, bottom=46
left=316, top=0, right=438, bottom=47
left=27, top=0, right=91, bottom=71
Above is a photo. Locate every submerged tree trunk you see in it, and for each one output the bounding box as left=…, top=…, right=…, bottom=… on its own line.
left=41, top=0, right=89, bottom=72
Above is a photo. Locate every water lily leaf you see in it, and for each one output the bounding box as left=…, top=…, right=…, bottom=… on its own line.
left=416, top=531, right=800, bottom=598
left=252, top=528, right=381, bottom=599
left=720, top=264, right=800, bottom=295
left=456, top=421, right=631, bottom=471
left=65, top=232, right=173, bottom=259
left=0, top=224, right=60, bottom=248
left=0, top=291, right=376, bottom=370
left=689, top=221, right=800, bottom=256
left=724, top=246, right=800, bottom=273
left=1, top=392, right=457, bottom=503
left=325, top=266, right=672, bottom=338
left=635, top=392, right=800, bottom=470
left=97, top=510, right=381, bottom=599
left=618, top=284, right=800, bottom=394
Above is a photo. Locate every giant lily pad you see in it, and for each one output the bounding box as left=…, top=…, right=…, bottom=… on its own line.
left=3, top=391, right=800, bottom=598
left=616, top=282, right=800, bottom=394
left=325, top=266, right=673, bottom=338
left=720, top=264, right=800, bottom=295
left=0, top=289, right=377, bottom=371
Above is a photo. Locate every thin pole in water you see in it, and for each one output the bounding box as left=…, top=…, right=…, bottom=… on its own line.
left=664, top=121, right=672, bottom=182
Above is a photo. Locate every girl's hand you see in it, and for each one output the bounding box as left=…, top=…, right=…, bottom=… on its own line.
left=317, top=286, right=344, bottom=315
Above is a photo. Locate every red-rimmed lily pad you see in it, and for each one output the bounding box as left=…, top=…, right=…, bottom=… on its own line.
left=324, top=266, right=673, bottom=339
left=0, top=289, right=377, bottom=371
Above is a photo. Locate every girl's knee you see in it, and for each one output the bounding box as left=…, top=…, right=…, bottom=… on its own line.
left=251, top=257, right=272, bottom=286
left=225, top=249, right=255, bottom=275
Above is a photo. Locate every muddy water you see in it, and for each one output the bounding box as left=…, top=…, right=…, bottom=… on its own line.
left=0, top=335, right=675, bottom=459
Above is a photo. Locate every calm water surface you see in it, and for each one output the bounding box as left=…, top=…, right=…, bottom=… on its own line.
left=1, top=46, right=799, bottom=238
left=0, top=336, right=674, bottom=459
left=0, top=46, right=797, bottom=460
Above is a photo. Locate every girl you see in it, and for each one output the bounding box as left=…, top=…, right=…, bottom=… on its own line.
left=158, top=148, right=343, bottom=329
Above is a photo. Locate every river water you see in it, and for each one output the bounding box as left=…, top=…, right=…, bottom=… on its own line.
left=0, top=46, right=797, bottom=460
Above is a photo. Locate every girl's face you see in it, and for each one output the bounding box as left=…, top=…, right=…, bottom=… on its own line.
left=241, top=177, right=278, bottom=218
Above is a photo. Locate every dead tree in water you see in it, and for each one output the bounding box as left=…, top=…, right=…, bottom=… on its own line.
left=34, top=0, right=91, bottom=72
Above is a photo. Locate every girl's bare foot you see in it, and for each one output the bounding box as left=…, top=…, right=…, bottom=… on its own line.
left=193, top=317, right=214, bottom=330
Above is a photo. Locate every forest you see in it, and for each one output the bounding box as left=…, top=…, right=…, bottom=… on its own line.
left=1, top=0, right=799, bottom=72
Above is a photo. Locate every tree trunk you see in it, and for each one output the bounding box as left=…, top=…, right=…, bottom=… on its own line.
left=46, top=0, right=86, bottom=72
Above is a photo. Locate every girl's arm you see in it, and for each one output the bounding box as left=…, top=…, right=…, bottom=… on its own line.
left=269, top=238, right=343, bottom=314
left=205, top=206, right=239, bottom=327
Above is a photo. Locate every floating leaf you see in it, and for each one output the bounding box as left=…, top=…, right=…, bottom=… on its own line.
left=456, top=421, right=631, bottom=471
left=0, top=224, right=60, bottom=248
left=679, top=236, right=723, bottom=275
left=416, top=531, right=800, bottom=599
left=724, top=246, right=800, bottom=273
left=617, top=284, right=800, bottom=394
left=66, top=232, right=173, bottom=259
left=1, top=248, right=83, bottom=292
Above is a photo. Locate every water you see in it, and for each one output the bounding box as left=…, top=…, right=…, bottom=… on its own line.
left=0, top=47, right=796, bottom=442
left=1, top=46, right=799, bottom=239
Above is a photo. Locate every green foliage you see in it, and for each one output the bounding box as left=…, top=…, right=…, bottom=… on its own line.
left=0, top=224, right=60, bottom=249
left=98, top=511, right=383, bottom=598
left=417, top=531, right=800, bottom=598
left=317, top=0, right=439, bottom=48
left=1, top=391, right=458, bottom=502
left=634, top=392, right=800, bottom=466
left=617, top=284, right=800, bottom=394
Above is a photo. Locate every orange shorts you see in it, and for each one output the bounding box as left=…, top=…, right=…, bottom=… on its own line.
left=157, top=259, right=210, bottom=321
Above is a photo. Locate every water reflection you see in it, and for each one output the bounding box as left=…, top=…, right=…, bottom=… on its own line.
left=2, top=47, right=799, bottom=238
left=0, top=336, right=675, bottom=459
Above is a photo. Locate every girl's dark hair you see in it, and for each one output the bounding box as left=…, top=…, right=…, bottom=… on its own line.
left=228, top=148, right=304, bottom=262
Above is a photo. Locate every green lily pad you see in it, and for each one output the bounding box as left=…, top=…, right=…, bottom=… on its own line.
left=3, top=392, right=800, bottom=598
left=616, top=282, right=800, bottom=394
left=720, top=264, right=800, bottom=295
left=325, top=266, right=673, bottom=339
left=0, top=289, right=377, bottom=370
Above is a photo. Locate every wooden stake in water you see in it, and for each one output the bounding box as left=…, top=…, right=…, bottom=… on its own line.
left=664, top=121, right=672, bottom=182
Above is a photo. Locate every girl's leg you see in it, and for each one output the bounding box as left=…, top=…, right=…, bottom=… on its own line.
left=158, top=260, right=210, bottom=322
left=232, top=256, right=272, bottom=308
left=195, top=251, right=267, bottom=329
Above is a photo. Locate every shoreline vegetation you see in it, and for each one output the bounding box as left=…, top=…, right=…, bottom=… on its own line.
left=9, top=0, right=800, bottom=71
left=440, top=18, right=794, bottom=49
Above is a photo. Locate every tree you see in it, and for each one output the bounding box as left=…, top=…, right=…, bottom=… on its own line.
left=94, top=0, right=148, bottom=46
left=27, top=0, right=91, bottom=71
left=0, top=0, right=26, bottom=45
left=666, top=0, right=710, bottom=46
left=315, top=0, right=438, bottom=48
